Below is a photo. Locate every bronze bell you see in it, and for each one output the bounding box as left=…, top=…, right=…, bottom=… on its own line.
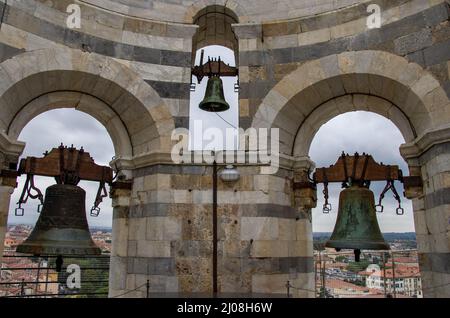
left=199, top=76, right=230, bottom=112
left=326, top=184, right=389, bottom=261
left=16, top=184, right=101, bottom=256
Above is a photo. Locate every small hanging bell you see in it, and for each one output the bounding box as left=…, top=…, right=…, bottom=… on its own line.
left=199, top=76, right=230, bottom=112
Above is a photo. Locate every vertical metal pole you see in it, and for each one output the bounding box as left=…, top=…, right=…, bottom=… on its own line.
left=20, top=278, right=25, bottom=296
left=382, top=253, right=387, bottom=297
left=146, top=279, right=149, bottom=298
left=45, top=260, right=49, bottom=298
left=286, top=281, right=290, bottom=298
left=391, top=251, right=397, bottom=298
left=320, top=250, right=326, bottom=298
left=35, top=257, right=41, bottom=295
left=212, top=160, right=218, bottom=296
left=314, top=255, right=318, bottom=296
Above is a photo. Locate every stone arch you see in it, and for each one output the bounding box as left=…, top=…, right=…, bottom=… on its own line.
left=0, top=48, right=175, bottom=160
left=7, top=91, right=132, bottom=158
left=185, top=0, right=248, bottom=24
left=251, top=50, right=450, bottom=158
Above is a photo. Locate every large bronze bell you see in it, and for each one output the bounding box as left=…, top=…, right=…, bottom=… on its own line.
left=199, top=76, right=230, bottom=112
left=16, top=184, right=101, bottom=256
left=326, top=184, right=389, bottom=261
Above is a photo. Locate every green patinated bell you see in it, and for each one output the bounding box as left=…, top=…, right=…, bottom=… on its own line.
left=16, top=184, right=101, bottom=256
left=326, top=184, right=390, bottom=260
left=199, top=76, right=230, bottom=112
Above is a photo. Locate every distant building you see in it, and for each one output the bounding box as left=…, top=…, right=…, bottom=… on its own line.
left=362, top=266, right=422, bottom=298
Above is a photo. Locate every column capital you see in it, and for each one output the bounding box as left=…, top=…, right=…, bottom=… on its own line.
left=110, top=181, right=133, bottom=208
left=232, top=23, right=262, bottom=39
left=0, top=169, right=18, bottom=188
left=0, top=132, right=25, bottom=168
left=400, top=124, right=450, bottom=160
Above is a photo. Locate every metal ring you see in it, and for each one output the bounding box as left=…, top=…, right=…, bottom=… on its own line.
left=90, top=207, right=100, bottom=217
left=323, top=204, right=332, bottom=214
left=375, top=204, right=384, bottom=213
left=15, top=207, right=24, bottom=216
left=396, top=207, right=405, bottom=215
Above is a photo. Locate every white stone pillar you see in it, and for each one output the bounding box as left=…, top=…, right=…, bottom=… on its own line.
left=0, top=181, right=15, bottom=263
left=401, top=130, right=450, bottom=298
left=291, top=157, right=316, bottom=298
left=108, top=181, right=132, bottom=298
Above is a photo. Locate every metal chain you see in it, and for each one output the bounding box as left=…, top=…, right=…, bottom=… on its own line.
left=90, top=181, right=108, bottom=217
left=375, top=180, right=404, bottom=215
left=15, top=174, right=44, bottom=216
left=322, top=169, right=331, bottom=213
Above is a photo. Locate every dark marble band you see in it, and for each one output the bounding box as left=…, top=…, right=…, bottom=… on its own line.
left=126, top=256, right=313, bottom=275
left=424, top=187, right=450, bottom=210
left=117, top=203, right=305, bottom=220
left=238, top=4, right=449, bottom=67
left=3, top=3, right=191, bottom=67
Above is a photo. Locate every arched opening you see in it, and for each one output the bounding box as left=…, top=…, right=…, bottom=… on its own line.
left=249, top=51, right=448, bottom=297
left=1, top=109, right=115, bottom=298
left=189, top=6, right=240, bottom=151
left=309, top=111, right=419, bottom=298
left=7, top=109, right=115, bottom=230
left=310, top=111, right=415, bottom=234
left=0, top=48, right=175, bottom=298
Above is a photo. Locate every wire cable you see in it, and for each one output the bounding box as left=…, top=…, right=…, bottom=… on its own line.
left=111, top=283, right=147, bottom=298
left=214, top=112, right=238, bottom=130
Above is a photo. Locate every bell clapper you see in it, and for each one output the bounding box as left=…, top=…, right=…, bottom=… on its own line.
left=354, top=249, right=361, bottom=262
left=55, top=254, right=64, bottom=272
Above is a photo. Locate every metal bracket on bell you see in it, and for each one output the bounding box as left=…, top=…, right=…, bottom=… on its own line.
left=234, top=81, right=240, bottom=92
left=323, top=203, right=332, bottom=214
left=396, top=206, right=405, bottom=215
left=90, top=206, right=100, bottom=217
left=375, top=204, right=384, bottom=213
left=15, top=206, right=24, bottom=216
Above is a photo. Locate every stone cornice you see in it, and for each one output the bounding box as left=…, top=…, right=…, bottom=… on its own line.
left=111, top=151, right=314, bottom=172
left=0, top=132, right=25, bottom=158
left=400, top=124, right=450, bottom=160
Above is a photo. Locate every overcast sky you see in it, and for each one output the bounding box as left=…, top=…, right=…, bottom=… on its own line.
left=7, top=45, right=415, bottom=233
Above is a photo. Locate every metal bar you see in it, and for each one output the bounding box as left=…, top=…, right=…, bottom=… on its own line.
left=391, top=251, right=397, bottom=298
left=2, top=255, right=110, bottom=258
left=0, top=267, right=109, bottom=270
left=382, top=253, right=387, bottom=298
left=2, top=292, right=108, bottom=298
left=212, top=159, right=218, bottom=296
left=34, top=257, right=41, bottom=294
left=45, top=265, right=49, bottom=298
left=0, top=280, right=108, bottom=285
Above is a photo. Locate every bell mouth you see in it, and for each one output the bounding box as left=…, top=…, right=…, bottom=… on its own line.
left=199, top=102, right=230, bottom=112
left=325, top=240, right=390, bottom=251
left=15, top=183, right=102, bottom=256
